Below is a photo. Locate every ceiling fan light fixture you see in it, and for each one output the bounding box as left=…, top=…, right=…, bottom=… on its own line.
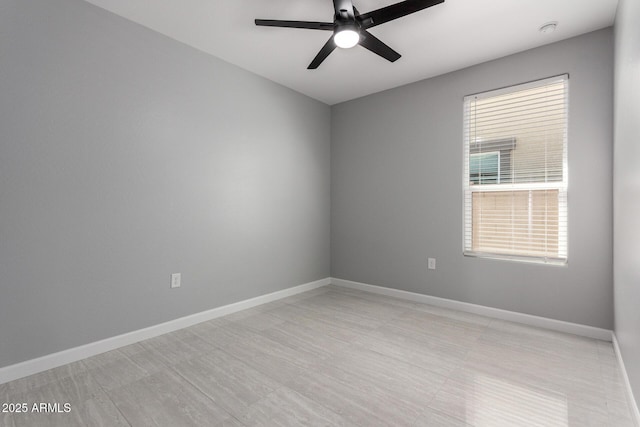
left=334, top=28, right=360, bottom=49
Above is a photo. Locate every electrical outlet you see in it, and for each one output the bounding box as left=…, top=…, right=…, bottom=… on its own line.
left=170, top=273, right=181, bottom=288
left=428, top=258, right=436, bottom=270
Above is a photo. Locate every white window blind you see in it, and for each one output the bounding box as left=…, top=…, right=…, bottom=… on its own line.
left=463, top=75, right=568, bottom=264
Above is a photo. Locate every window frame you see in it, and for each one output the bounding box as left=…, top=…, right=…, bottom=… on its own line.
left=462, top=75, right=569, bottom=265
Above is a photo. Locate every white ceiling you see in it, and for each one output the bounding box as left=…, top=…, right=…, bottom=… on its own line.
left=82, top=0, right=618, bottom=105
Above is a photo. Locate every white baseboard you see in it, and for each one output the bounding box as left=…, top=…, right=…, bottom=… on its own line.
left=613, top=334, right=640, bottom=426
left=0, top=277, right=331, bottom=385
left=331, top=278, right=612, bottom=341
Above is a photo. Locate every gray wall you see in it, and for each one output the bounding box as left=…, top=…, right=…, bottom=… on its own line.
left=0, top=0, right=330, bottom=368
left=614, top=0, right=640, bottom=411
left=332, top=29, right=614, bottom=329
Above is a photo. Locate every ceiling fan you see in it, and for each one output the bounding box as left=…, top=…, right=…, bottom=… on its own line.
left=255, top=0, right=444, bottom=69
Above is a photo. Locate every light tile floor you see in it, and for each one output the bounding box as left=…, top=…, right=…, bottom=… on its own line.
left=0, top=285, right=636, bottom=426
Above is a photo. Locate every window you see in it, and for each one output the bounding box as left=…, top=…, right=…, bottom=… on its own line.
left=470, top=152, right=500, bottom=184
left=463, top=75, right=568, bottom=264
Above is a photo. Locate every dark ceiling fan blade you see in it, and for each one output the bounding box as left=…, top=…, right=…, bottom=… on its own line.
left=357, top=0, right=444, bottom=29
left=255, top=19, right=334, bottom=30
left=359, top=30, right=401, bottom=62
left=308, top=36, right=337, bottom=69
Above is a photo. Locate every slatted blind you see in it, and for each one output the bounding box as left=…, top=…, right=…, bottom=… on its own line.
left=463, top=75, right=568, bottom=264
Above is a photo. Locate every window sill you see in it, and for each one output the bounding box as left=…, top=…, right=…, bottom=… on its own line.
left=463, top=251, right=567, bottom=266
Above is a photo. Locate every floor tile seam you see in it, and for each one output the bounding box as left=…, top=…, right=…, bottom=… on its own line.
left=157, top=365, right=241, bottom=424
left=320, top=293, right=413, bottom=317
left=292, top=297, right=392, bottom=325
left=340, top=304, right=410, bottom=324
left=246, top=325, right=336, bottom=368
left=343, top=335, right=459, bottom=378
left=470, top=362, right=602, bottom=382
left=566, top=399, right=619, bottom=419
left=209, top=346, right=269, bottom=380
left=296, top=357, right=431, bottom=423
left=133, top=339, right=202, bottom=372
left=476, top=366, right=608, bottom=400
left=479, top=322, right=595, bottom=342
left=1, top=366, right=83, bottom=401
left=321, top=305, right=395, bottom=325
left=279, top=300, right=350, bottom=323
left=369, top=325, right=477, bottom=359
left=281, top=323, right=360, bottom=348
left=416, top=407, right=475, bottom=427
left=402, top=307, right=494, bottom=331
left=144, top=328, right=211, bottom=354
left=111, top=346, right=166, bottom=378
left=455, top=331, right=485, bottom=369
left=473, top=325, right=603, bottom=369
left=226, top=413, right=248, bottom=427
left=375, top=307, right=415, bottom=329
left=424, top=382, right=474, bottom=425
left=279, top=296, right=372, bottom=324
left=477, top=330, right=602, bottom=355
left=468, top=344, right=602, bottom=374
left=336, top=290, right=422, bottom=309
left=485, top=321, right=603, bottom=349
left=472, top=342, right=602, bottom=366
left=82, top=362, right=134, bottom=427
left=211, top=342, right=306, bottom=392
left=263, top=315, right=342, bottom=340
left=263, top=327, right=359, bottom=361
left=324, top=345, right=450, bottom=387
left=166, top=363, right=249, bottom=422
left=136, top=338, right=199, bottom=367
left=313, top=354, right=447, bottom=416
left=407, top=373, right=456, bottom=427
left=263, top=384, right=351, bottom=426
left=170, top=346, right=289, bottom=397
left=264, top=305, right=376, bottom=346
left=451, top=379, right=574, bottom=412
left=5, top=366, right=103, bottom=408
left=367, top=323, right=477, bottom=353
left=469, top=321, right=492, bottom=350
left=448, top=363, right=589, bottom=406
left=467, top=349, right=600, bottom=371
left=406, top=403, right=431, bottom=427
left=349, top=309, right=427, bottom=344
left=331, top=293, right=417, bottom=312
left=193, top=322, right=267, bottom=351
left=436, top=384, right=577, bottom=426
left=383, top=322, right=489, bottom=346
left=187, top=323, right=234, bottom=346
